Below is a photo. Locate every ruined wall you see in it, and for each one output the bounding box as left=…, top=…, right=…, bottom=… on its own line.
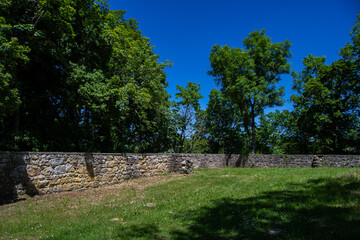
left=1, top=152, right=359, bottom=204
left=0, top=152, right=192, bottom=204
left=190, top=154, right=360, bottom=168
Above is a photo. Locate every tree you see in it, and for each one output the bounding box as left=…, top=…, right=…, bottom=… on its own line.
left=205, top=89, right=244, bottom=153
left=208, top=29, right=292, bottom=153
left=173, top=82, right=204, bottom=153
left=291, top=57, right=360, bottom=153
left=0, top=0, right=173, bottom=152
left=291, top=16, right=360, bottom=153
left=257, top=110, right=302, bottom=154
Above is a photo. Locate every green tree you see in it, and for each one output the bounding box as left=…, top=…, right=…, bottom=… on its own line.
left=0, top=21, right=29, bottom=120
left=291, top=15, right=360, bottom=154
left=208, top=29, right=292, bottom=153
left=257, top=110, right=302, bottom=154
left=0, top=0, right=173, bottom=152
left=205, top=89, right=244, bottom=153
left=173, top=82, right=204, bottom=153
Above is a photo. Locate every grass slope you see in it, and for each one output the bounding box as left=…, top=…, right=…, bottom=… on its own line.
left=1, top=168, right=360, bottom=240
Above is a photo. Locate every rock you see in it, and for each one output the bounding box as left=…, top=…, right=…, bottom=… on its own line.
left=92, top=181, right=99, bottom=188
left=27, top=166, right=41, bottom=177
left=23, top=154, right=31, bottom=163
left=43, top=167, right=53, bottom=175
left=34, top=175, right=45, bottom=180
left=54, top=165, right=66, bottom=175
left=11, top=165, right=27, bottom=178
left=50, top=157, right=65, bottom=167
left=37, top=180, right=50, bottom=188
left=65, top=163, right=73, bottom=172
left=145, top=202, right=156, bottom=207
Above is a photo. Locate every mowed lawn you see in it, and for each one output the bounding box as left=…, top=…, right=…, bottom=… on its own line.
left=1, top=168, right=360, bottom=240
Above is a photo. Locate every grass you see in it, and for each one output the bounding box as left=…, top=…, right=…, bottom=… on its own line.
left=1, top=168, right=360, bottom=240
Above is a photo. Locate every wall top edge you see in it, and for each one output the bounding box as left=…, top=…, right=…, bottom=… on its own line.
left=0, top=152, right=359, bottom=156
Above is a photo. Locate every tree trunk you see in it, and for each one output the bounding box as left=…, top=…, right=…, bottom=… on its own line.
left=251, top=103, right=256, bottom=154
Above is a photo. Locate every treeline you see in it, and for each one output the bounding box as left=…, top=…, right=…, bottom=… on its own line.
left=0, top=1, right=359, bottom=154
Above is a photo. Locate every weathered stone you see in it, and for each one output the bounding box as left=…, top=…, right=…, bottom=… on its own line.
left=34, top=174, right=45, bottom=180
left=72, top=178, right=82, bottom=183
left=43, top=167, right=53, bottom=175
left=27, top=166, right=41, bottom=177
left=65, top=163, right=73, bottom=172
left=37, top=180, right=50, bottom=188
left=2, top=152, right=360, bottom=199
left=11, top=165, right=27, bottom=178
left=23, top=154, right=31, bottom=163
left=50, top=157, right=65, bottom=167
left=92, top=181, right=100, bottom=188
left=54, top=165, right=66, bottom=175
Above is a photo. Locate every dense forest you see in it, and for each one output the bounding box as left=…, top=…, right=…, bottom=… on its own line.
left=1, top=1, right=359, bottom=154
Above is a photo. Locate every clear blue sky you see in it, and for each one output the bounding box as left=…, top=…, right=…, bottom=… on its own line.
left=109, top=0, right=360, bottom=111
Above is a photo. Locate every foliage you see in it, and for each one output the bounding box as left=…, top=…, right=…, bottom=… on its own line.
left=290, top=14, right=360, bottom=154
left=208, top=29, right=292, bottom=153
left=257, top=110, right=303, bottom=154
left=0, top=0, right=172, bottom=152
left=1, top=0, right=358, bottom=154
left=172, top=82, right=204, bottom=153
left=205, top=89, right=245, bottom=153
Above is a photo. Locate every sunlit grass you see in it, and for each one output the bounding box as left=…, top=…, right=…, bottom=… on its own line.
left=1, top=168, right=359, bottom=239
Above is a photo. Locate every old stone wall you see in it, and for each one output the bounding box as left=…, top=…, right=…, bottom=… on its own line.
left=1, top=152, right=359, bottom=204
left=190, top=154, right=360, bottom=168
left=190, top=154, right=316, bottom=168
left=0, top=152, right=192, bottom=204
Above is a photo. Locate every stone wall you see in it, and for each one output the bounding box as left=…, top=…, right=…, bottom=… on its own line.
left=190, top=154, right=360, bottom=168
left=1, top=152, right=359, bottom=204
left=0, top=152, right=192, bottom=204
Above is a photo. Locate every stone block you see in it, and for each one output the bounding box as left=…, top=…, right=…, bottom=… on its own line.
left=65, top=163, right=73, bottom=172
left=54, top=165, right=66, bottom=175
left=92, top=181, right=100, bottom=188
left=27, top=166, right=41, bottom=177
left=50, top=157, right=65, bottom=167
left=37, top=180, right=50, bottom=188
left=43, top=166, right=53, bottom=175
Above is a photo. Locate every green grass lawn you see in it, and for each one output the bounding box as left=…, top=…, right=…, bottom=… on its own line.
left=1, top=168, right=360, bottom=240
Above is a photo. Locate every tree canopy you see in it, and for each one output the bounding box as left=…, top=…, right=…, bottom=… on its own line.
left=289, top=15, right=360, bottom=154
left=208, top=29, right=292, bottom=153
left=0, top=0, right=172, bottom=152
left=173, top=82, right=204, bottom=153
left=0, top=1, right=358, bottom=154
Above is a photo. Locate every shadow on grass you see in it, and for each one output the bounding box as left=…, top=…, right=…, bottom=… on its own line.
left=172, top=174, right=360, bottom=240
left=115, top=224, right=161, bottom=240
left=114, top=173, right=360, bottom=239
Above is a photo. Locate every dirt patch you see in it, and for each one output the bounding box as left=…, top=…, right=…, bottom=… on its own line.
left=0, top=173, right=186, bottom=211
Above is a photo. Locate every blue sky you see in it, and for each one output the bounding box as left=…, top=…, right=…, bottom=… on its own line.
left=109, top=0, right=360, bottom=111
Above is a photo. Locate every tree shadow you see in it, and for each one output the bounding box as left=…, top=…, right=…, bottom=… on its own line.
left=114, top=224, right=162, bottom=240
left=111, top=173, right=359, bottom=239
left=172, top=174, right=360, bottom=239
left=0, top=153, right=38, bottom=205
left=84, top=153, right=95, bottom=178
